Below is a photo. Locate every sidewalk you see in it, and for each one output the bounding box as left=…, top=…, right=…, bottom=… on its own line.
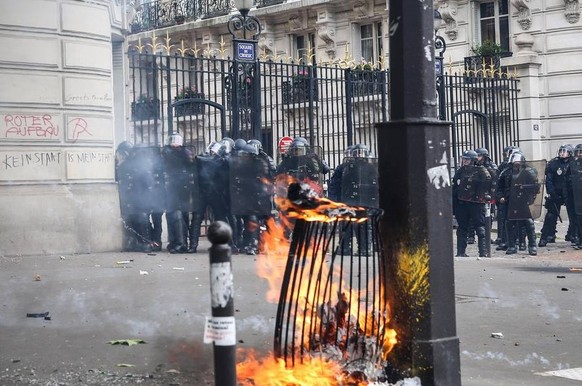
left=1, top=227, right=581, bottom=385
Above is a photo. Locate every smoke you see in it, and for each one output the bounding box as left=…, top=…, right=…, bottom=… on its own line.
left=527, top=289, right=560, bottom=320
left=236, top=315, right=275, bottom=333
left=462, top=350, right=553, bottom=368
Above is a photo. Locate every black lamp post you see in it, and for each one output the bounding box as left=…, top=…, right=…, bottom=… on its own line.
left=376, top=1, right=461, bottom=384
left=434, top=10, right=447, bottom=121
left=227, top=0, right=262, bottom=139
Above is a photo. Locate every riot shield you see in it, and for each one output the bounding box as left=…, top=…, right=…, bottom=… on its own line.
left=507, top=160, right=546, bottom=220
left=456, top=165, right=492, bottom=203
left=229, top=153, right=273, bottom=216
left=117, top=154, right=140, bottom=216
left=570, top=158, right=582, bottom=215
left=340, top=157, right=379, bottom=207
left=162, top=147, right=199, bottom=213
left=132, top=146, right=166, bottom=214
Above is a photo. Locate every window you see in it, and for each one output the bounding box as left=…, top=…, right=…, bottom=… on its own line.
left=478, top=0, right=509, bottom=52
left=294, top=33, right=316, bottom=64
left=360, top=22, right=383, bottom=63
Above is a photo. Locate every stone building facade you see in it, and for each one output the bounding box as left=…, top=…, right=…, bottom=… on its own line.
left=0, top=0, right=126, bottom=256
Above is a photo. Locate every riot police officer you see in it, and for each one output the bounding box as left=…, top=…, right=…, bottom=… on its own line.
left=452, top=150, right=492, bottom=257
left=192, top=141, right=234, bottom=251
left=466, top=147, right=499, bottom=245
left=162, top=133, right=195, bottom=254
left=229, top=141, right=274, bottom=255
left=564, top=144, right=582, bottom=250
left=276, top=137, right=330, bottom=195
left=496, top=153, right=541, bottom=255
left=116, top=143, right=155, bottom=253
left=331, top=144, right=378, bottom=254
left=539, top=144, right=576, bottom=246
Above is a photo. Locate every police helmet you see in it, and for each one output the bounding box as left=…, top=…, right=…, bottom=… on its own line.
left=220, top=137, right=234, bottom=154
left=168, top=133, right=184, bottom=147
left=558, top=144, right=573, bottom=158
left=461, top=150, right=478, bottom=164
left=574, top=144, right=582, bottom=158
left=343, top=145, right=355, bottom=158
left=351, top=144, right=370, bottom=158
left=509, top=152, right=526, bottom=163
left=293, top=137, right=309, bottom=146
left=234, top=138, right=247, bottom=151
left=116, top=141, right=133, bottom=155
left=240, top=143, right=259, bottom=155
left=475, top=148, right=489, bottom=157
left=247, top=139, right=263, bottom=153
left=289, top=140, right=308, bottom=156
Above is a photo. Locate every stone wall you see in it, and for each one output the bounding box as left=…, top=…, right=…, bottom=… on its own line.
left=0, top=0, right=126, bottom=256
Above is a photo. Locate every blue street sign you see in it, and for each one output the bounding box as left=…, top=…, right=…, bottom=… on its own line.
left=236, top=41, right=255, bottom=62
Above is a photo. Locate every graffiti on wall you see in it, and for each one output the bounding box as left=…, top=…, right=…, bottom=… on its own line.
left=3, top=114, right=60, bottom=139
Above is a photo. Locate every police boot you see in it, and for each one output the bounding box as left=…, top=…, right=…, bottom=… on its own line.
left=456, top=237, right=468, bottom=257
left=525, top=219, right=537, bottom=256
left=505, top=222, right=517, bottom=255
left=538, top=238, right=548, bottom=247
left=476, top=226, right=488, bottom=257
left=518, top=224, right=527, bottom=251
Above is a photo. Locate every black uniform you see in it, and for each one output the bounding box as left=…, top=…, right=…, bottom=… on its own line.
left=162, top=145, right=195, bottom=253
left=453, top=163, right=491, bottom=257
left=539, top=156, right=576, bottom=245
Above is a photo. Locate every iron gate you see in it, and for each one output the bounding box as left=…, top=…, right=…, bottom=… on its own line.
left=129, top=48, right=519, bottom=172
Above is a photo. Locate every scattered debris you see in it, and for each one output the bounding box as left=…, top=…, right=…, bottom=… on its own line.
left=139, top=270, right=149, bottom=275
left=34, top=274, right=41, bottom=281
left=59, top=255, right=66, bottom=261
left=172, top=267, right=185, bottom=271
left=26, top=312, right=49, bottom=319
left=491, top=332, right=504, bottom=339
left=116, top=260, right=134, bottom=265
left=561, top=288, right=569, bottom=291
left=557, top=275, right=566, bottom=278
left=108, top=339, right=146, bottom=346
left=11, top=359, right=20, bottom=363
left=116, top=363, right=135, bottom=367
left=570, top=268, right=582, bottom=272
left=166, top=369, right=180, bottom=374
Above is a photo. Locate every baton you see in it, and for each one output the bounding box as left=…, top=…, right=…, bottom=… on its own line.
left=550, top=197, right=563, bottom=223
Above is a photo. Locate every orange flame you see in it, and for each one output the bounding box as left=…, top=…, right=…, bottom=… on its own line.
left=237, top=349, right=370, bottom=386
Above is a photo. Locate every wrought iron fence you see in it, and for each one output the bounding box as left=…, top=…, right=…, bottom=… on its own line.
left=128, top=48, right=519, bottom=178
left=441, top=70, right=520, bottom=169
left=128, top=49, right=389, bottom=174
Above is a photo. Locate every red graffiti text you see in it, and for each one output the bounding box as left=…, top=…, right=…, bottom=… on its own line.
left=4, top=114, right=59, bottom=138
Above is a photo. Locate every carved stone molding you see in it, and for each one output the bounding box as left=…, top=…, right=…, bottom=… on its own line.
left=438, top=3, right=459, bottom=41
left=316, top=9, right=336, bottom=60
left=512, top=0, right=532, bottom=30
left=353, top=0, right=371, bottom=20
left=564, top=0, right=580, bottom=23
left=316, top=24, right=336, bottom=59
left=288, top=13, right=306, bottom=31
left=258, top=33, right=274, bottom=56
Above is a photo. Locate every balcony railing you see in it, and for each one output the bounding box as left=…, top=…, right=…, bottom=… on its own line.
left=129, top=0, right=233, bottom=33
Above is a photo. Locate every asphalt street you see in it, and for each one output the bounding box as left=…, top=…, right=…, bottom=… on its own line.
left=0, top=220, right=581, bottom=385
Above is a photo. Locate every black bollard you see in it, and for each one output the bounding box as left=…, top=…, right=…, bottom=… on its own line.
left=207, top=221, right=236, bottom=386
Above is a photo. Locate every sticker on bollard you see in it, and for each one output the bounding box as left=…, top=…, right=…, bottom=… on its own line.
left=210, top=262, right=233, bottom=308
left=204, top=316, right=236, bottom=346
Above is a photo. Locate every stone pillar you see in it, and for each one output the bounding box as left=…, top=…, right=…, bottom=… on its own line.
left=503, top=33, right=544, bottom=159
